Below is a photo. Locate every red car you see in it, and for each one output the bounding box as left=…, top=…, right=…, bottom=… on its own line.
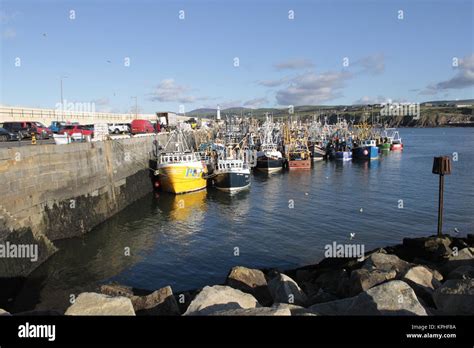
left=131, top=119, right=155, bottom=134
left=33, top=122, right=54, bottom=139
left=60, top=124, right=94, bottom=137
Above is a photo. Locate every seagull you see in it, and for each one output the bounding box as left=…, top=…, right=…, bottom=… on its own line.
left=350, top=233, right=355, bottom=240
left=454, top=228, right=460, bottom=235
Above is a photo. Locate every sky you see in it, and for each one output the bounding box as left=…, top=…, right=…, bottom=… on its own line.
left=0, top=0, right=473, bottom=114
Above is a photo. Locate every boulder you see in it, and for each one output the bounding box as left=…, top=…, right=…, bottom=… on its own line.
left=309, top=281, right=428, bottom=316
left=313, top=269, right=350, bottom=297
left=183, top=285, right=258, bottom=316
left=0, top=308, right=11, bottom=316
left=307, top=288, right=338, bottom=305
left=268, top=273, right=308, bottom=306
left=131, top=286, right=180, bottom=316
left=447, top=265, right=474, bottom=280
left=433, top=279, right=474, bottom=315
left=362, top=252, right=412, bottom=275
left=271, top=303, right=318, bottom=316
left=348, top=268, right=397, bottom=296
left=208, top=307, right=291, bottom=316
left=402, top=236, right=452, bottom=262
left=100, top=283, right=135, bottom=297
left=441, top=247, right=474, bottom=275
left=226, top=266, right=272, bottom=306
left=402, top=266, right=441, bottom=306
left=65, top=292, right=135, bottom=316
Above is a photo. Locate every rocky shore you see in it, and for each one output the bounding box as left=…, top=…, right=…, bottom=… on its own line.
left=1, top=234, right=473, bottom=316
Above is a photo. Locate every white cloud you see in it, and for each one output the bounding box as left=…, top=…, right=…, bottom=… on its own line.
left=149, top=79, right=208, bottom=104
left=275, top=71, right=352, bottom=105
left=353, top=53, right=385, bottom=75
left=274, top=58, right=314, bottom=71
left=243, top=97, right=268, bottom=108
left=2, top=28, right=16, bottom=39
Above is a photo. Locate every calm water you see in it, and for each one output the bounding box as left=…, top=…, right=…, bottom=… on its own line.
left=11, top=128, right=474, bottom=312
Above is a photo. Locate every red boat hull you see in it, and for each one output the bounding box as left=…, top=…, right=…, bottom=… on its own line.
left=391, top=143, right=403, bottom=151
left=288, top=159, right=311, bottom=169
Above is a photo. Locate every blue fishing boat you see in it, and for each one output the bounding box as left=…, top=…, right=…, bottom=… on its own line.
left=352, top=139, right=379, bottom=160
left=335, top=150, right=352, bottom=161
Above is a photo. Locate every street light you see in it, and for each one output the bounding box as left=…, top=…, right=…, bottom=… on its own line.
left=131, top=96, right=138, bottom=119
left=60, top=75, right=68, bottom=121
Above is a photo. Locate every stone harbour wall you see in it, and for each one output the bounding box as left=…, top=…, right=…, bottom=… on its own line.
left=0, top=134, right=171, bottom=278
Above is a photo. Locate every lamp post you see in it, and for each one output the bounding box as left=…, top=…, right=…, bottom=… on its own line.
left=60, top=75, right=68, bottom=121
left=432, top=156, right=452, bottom=237
left=131, top=96, right=138, bottom=119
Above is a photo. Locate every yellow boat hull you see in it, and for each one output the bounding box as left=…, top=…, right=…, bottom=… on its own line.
left=159, top=162, right=207, bottom=194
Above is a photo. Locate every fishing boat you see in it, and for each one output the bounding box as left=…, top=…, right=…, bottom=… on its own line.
left=256, top=115, right=284, bottom=172
left=390, top=131, right=403, bottom=151
left=155, top=131, right=208, bottom=194
left=213, top=157, right=251, bottom=192
left=352, top=139, right=379, bottom=160
left=287, top=142, right=311, bottom=169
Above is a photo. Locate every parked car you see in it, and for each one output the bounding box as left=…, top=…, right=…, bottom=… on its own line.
left=130, top=119, right=154, bottom=134
left=60, top=124, right=94, bottom=137
left=33, top=122, right=53, bottom=139
left=50, top=121, right=67, bottom=133
left=1, top=122, right=33, bottom=139
left=0, top=127, right=19, bottom=141
left=108, top=123, right=130, bottom=134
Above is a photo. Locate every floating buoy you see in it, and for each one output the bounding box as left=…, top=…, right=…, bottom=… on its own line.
left=154, top=180, right=160, bottom=188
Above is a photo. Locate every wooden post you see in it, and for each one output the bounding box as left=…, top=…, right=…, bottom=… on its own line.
left=432, top=156, right=452, bottom=237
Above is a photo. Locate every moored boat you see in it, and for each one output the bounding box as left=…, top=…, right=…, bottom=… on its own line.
left=213, top=158, right=251, bottom=192
left=352, top=139, right=379, bottom=160
left=155, top=131, right=208, bottom=194
left=390, top=131, right=403, bottom=151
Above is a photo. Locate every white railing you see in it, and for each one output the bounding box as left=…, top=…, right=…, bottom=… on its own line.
left=0, top=106, right=157, bottom=124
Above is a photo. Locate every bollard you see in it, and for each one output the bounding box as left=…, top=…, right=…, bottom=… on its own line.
left=432, top=156, right=452, bottom=237
left=31, top=133, right=37, bottom=145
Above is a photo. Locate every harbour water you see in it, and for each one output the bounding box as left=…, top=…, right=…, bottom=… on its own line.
left=10, top=128, right=474, bottom=312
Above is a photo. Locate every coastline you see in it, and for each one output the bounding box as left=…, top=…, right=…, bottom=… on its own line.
left=2, top=233, right=472, bottom=316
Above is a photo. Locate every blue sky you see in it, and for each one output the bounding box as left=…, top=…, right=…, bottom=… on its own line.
left=1, top=0, right=473, bottom=113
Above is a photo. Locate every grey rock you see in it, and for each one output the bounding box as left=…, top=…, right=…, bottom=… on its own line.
left=349, top=268, right=397, bottom=296
left=402, top=266, right=442, bottom=306
left=271, top=303, right=318, bottom=316
left=268, top=273, right=308, bottom=306
left=362, top=252, right=412, bottom=275
left=309, top=280, right=428, bottom=316
left=308, top=288, right=339, bottom=305
left=65, top=292, right=135, bottom=316
left=131, top=286, right=180, bottom=316
left=433, top=279, right=474, bottom=315
left=447, top=265, right=474, bottom=280
left=226, top=266, right=272, bottom=306
left=441, top=247, right=474, bottom=275
left=208, top=306, right=291, bottom=316
left=314, top=269, right=350, bottom=297
left=183, top=285, right=258, bottom=316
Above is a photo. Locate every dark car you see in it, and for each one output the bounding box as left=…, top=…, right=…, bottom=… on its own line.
left=0, top=127, right=19, bottom=141
left=1, top=122, right=32, bottom=139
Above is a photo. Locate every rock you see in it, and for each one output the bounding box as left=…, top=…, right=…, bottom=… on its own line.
left=226, top=266, right=272, bottom=306
left=402, top=266, right=441, bottom=306
left=348, top=268, right=397, bottom=296
left=447, top=265, right=474, bottom=280
left=208, top=307, right=291, bottom=316
left=309, top=281, right=428, bottom=316
left=100, top=283, right=135, bottom=297
left=271, top=303, right=318, bottom=316
left=183, top=285, right=258, bottom=315
left=362, top=252, right=412, bottom=275
left=441, top=247, right=474, bottom=275
left=307, top=288, right=338, bottom=305
left=313, top=269, right=350, bottom=297
left=65, top=292, right=135, bottom=316
left=402, top=236, right=452, bottom=262
left=268, top=273, right=308, bottom=306
left=433, top=279, right=474, bottom=315
left=131, top=286, right=180, bottom=316
left=308, top=297, right=354, bottom=315
left=295, top=269, right=317, bottom=284
left=0, top=308, right=11, bottom=316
